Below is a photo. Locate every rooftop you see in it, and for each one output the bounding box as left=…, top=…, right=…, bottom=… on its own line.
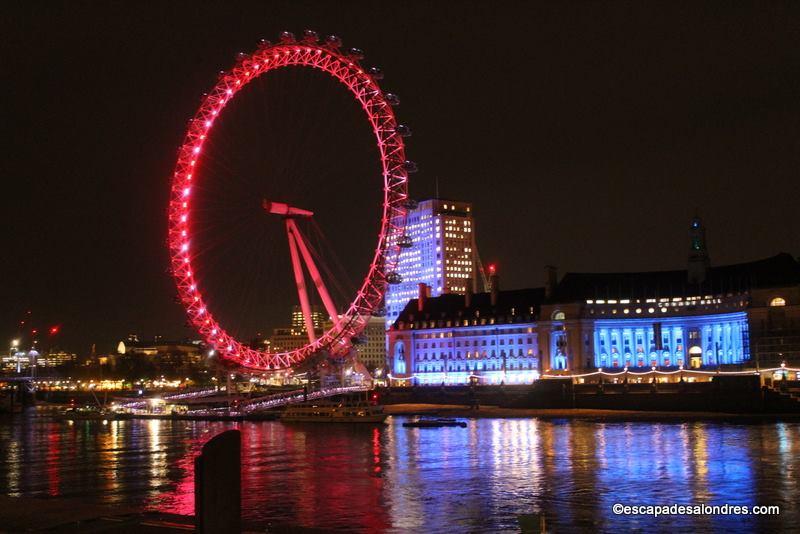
left=393, top=287, right=546, bottom=326
left=553, top=253, right=800, bottom=301
left=391, top=253, right=800, bottom=328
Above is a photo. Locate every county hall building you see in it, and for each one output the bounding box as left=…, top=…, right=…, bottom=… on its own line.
left=387, top=217, right=800, bottom=385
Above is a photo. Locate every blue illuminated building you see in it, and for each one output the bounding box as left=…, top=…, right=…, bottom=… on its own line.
left=388, top=216, right=800, bottom=384
left=385, top=199, right=480, bottom=328
left=590, top=312, right=749, bottom=369
left=388, top=281, right=543, bottom=385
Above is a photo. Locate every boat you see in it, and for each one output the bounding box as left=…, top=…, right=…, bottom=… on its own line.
left=281, top=398, right=386, bottom=423
left=57, top=390, right=130, bottom=421
left=403, top=418, right=468, bottom=428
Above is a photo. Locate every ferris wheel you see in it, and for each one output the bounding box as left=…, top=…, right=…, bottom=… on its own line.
left=168, top=30, right=413, bottom=371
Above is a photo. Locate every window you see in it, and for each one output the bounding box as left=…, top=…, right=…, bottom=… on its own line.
left=770, top=297, right=787, bottom=307
left=552, top=311, right=565, bottom=321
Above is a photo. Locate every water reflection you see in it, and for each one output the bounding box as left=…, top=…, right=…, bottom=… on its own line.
left=0, top=412, right=798, bottom=532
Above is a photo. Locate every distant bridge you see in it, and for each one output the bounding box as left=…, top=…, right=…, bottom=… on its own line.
left=0, top=376, right=61, bottom=382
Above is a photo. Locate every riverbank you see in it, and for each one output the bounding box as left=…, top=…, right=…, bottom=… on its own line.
left=0, top=495, right=343, bottom=533
left=384, top=403, right=800, bottom=421
left=0, top=495, right=192, bottom=532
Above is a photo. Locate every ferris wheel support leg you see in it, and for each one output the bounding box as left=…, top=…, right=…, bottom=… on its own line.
left=286, top=220, right=341, bottom=329
left=286, top=222, right=317, bottom=344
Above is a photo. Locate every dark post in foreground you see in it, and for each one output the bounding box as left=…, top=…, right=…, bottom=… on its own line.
left=195, top=429, right=241, bottom=533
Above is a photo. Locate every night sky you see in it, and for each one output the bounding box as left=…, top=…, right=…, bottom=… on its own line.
left=3, top=1, right=799, bottom=355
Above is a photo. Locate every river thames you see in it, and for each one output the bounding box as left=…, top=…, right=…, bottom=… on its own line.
left=1, top=411, right=798, bottom=532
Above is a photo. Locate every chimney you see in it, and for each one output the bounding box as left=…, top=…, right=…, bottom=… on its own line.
left=545, top=265, right=558, bottom=299
left=488, top=264, right=499, bottom=307
left=417, top=283, right=430, bottom=312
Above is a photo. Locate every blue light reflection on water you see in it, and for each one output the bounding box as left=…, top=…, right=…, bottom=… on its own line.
left=0, top=413, right=798, bottom=532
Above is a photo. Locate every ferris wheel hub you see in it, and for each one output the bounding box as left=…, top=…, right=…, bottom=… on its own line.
left=262, top=199, right=314, bottom=218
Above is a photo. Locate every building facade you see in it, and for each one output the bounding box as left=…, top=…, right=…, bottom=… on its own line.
left=2, top=350, right=77, bottom=372
left=388, top=219, right=800, bottom=385
left=385, top=199, right=479, bottom=327
left=290, top=305, right=327, bottom=335
left=354, top=316, right=388, bottom=374
left=388, top=284, right=544, bottom=385
left=117, top=339, right=204, bottom=365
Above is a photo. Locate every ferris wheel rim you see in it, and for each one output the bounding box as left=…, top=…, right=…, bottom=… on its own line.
left=167, top=35, right=409, bottom=370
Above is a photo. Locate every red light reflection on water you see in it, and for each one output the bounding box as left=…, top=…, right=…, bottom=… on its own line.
left=45, top=425, right=61, bottom=496
left=148, top=422, right=389, bottom=532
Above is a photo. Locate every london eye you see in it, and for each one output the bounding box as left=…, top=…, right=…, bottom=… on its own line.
left=167, top=30, right=412, bottom=371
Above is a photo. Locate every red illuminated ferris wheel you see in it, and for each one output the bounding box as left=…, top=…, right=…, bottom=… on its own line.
left=168, top=31, right=412, bottom=370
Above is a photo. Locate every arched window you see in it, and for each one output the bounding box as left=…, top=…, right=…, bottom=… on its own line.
left=393, top=342, right=406, bottom=374
left=552, top=311, right=566, bottom=321
left=770, top=297, right=787, bottom=307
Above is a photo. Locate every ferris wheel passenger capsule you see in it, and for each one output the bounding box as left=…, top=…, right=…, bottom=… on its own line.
left=386, top=272, right=403, bottom=284
left=384, top=93, right=400, bottom=106
left=325, top=35, right=342, bottom=48
left=403, top=198, right=419, bottom=210
left=395, top=124, right=412, bottom=137
left=302, top=30, right=319, bottom=43
left=402, top=160, right=418, bottom=173
left=279, top=31, right=296, bottom=43
left=258, top=39, right=272, bottom=49
left=398, top=235, right=414, bottom=248
left=347, top=47, right=365, bottom=60
left=367, top=66, right=384, bottom=79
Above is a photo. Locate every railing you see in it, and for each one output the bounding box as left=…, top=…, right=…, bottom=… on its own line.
left=116, top=387, right=222, bottom=410
left=241, top=385, right=369, bottom=413
left=238, top=389, right=305, bottom=410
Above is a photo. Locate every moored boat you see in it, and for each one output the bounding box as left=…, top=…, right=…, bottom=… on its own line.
left=281, top=398, right=386, bottom=423
left=403, top=418, right=468, bottom=428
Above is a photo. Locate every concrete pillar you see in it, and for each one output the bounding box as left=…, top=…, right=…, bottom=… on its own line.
left=195, top=429, right=241, bottom=533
